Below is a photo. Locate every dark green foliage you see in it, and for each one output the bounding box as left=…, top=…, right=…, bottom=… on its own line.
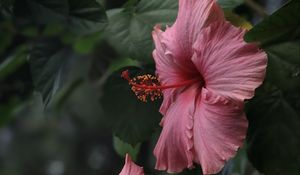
left=101, top=66, right=162, bottom=145
left=1, top=0, right=300, bottom=174
left=1, top=0, right=108, bottom=105
left=106, top=0, right=178, bottom=61
left=0, top=98, right=20, bottom=127
left=247, top=86, right=300, bottom=175
left=245, top=1, right=300, bottom=175
left=0, top=21, right=14, bottom=54
left=28, top=40, right=73, bottom=105
left=106, top=0, right=245, bottom=62
left=244, top=0, right=300, bottom=45
left=264, top=42, right=300, bottom=93
left=14, top=0, right=107, bottom=35
left=113, top=135, right=141, bottom=160
left=0, top=45, right=27, bottom=79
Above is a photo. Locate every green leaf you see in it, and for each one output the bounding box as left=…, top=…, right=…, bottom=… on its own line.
left=42, top=23, right=65, bottom=36
left=113, top=136, right=141, bottom=161
left=106, top=0, right=178, bottom=61
left=101, top=66, right=162, bottom=145
left=0, top=94, right=42, bottom=128
left=0, top=0, right=14, bottom=8
left=246, top=86, right=300, bottom=175
left=123, top=0, right=139, bottom=11
left=264, top=41, right=300, bottom=93
left=245, top=1, right=300, bottom=175
left=58, top=82, right=107, bottom=129
left=21, top=26, right=39, bottom=37
left=72, top=32, right=103, bottom=54
left=19, top=0, right=107, bottom=35
left=0, top=33, right=13, bottom=54
left=49, top=78, right=83, bottom=110
left=244, top=0, right=300, bottom=45
left=0, top=98, right=20, bottom=127
left=108, top=58, right=140, bottom=72
left=217, top=0, right=244, bottom=9
left=28, top=40, right=72, bottom=105
left=230, top=149, right=248, bottom=175
left=0, top=0, right=14, bottom=18
left=0, top=21, right=15, bottom=54
left=244, top=0, right=300, bottom=94
left=106, top=0, right=247, bottom=62
left=0, top=45, right=27, bottom=80
left=67, top=0, right=107, bottom=35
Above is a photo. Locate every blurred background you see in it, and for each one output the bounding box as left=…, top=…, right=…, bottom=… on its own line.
left=0, top=0, right=296, bottom=175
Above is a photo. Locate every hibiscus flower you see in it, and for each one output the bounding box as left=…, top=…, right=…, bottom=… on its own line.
left=122, top=0, right=267, bottom=174
left=151, top=0, right=267, bottom=174
left=119, top=154, right=144, bottom=175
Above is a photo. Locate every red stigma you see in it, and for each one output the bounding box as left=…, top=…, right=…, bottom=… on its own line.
left=121, top=70, right=131, bottom=81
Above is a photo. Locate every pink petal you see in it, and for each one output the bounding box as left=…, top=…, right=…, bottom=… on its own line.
left=192, top=21, right=267, bottom=101
left=119, top=154, right=145, bottom=175
left=161, top=0, right=224, bottom=62
left=152, top=0, right=225, bottom=114
left=193, top=88, right=248, bottom=175
left=152, top=26, right=192, bottom=116
left=152, top=25, right=182, bottom=79
left=154, top=85, right=200, bottom=173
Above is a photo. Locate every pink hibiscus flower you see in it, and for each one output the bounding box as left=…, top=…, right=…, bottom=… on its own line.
left=119, top=154, right=145, bottom=175
left=151, top=0, right=267, bottom=174
left=122, top=0, right=267, bottom=174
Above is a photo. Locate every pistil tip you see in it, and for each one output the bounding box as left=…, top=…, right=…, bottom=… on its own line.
left=121, top=70, right=131, bottom=81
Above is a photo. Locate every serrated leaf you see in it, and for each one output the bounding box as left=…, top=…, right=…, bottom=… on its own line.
left=106, top=0, right=178, bottom=61
left=101, top=66, right=162, bottom=145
